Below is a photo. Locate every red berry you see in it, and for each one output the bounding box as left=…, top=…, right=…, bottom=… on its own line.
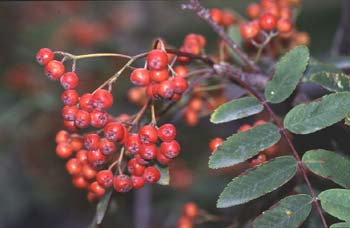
left=147, top=49, right=168, bottom=70
left=146, top=83, right=159, bottom=99
left=139, top=125, right=158, bottom=144
left=82, top=164, right=97, bottom=179
left=172, top=76, right=188, bottom=94
left=158, top=80, right=175, bottom=99
left=70, top=134, right=84, bottom=151
left=114, top=174, right=133, bottom=193
left=76, top=149, right=88, bottom=164
left=259, top=13, right=277, bottom=31
left=160, top=140, right=181, bottom=159
left=104, top=122, right=125, bottom=142
left=143, top=166, right=161, bottom=183
left=210, top=8, right=223, bottom=25
left=246, top=3, right=260, bottom=19
left=238, top=124, right=251, bottom=132
left=209, top=137, right=223, bottom=153
left=84, top=133, right=100, bottom=150
left=87, top=191, right=99, bottom=203
left=130, top=68, right=150, bottom=86
left=74, top=110, right=91, bottom=128
left=99, top=138, right=116, bottom=156
left=174, top=66, right=189, bottom=77
left=277, top=18, right=292, bottom=33
left=36, top=48, right=54, bottom=65
left=55, top=130, right=69, bottom=144
left=61, top=89, right=79, bottom=106
left=254, top=120, right=267, bottom=126
left=79, top=93, right=94, bottom=112
left=63, top=120, right=77, bottom=131
left=222, top=11, right=235, bottom=26
left=139, top=144, right=157, bottom=160
left=249, top=153, right=267, bottom=167
left=178, top=216, right=193, bottom=228
left=90, top=110, right=109, bottom=128
left=92, top=89, right=113, bottom=110
left=60, top=72, right=79, bottom=89
left=127, top=158, right=145, bottom=176
left=72, top=175, right=89, bottom=189
left=156, top=149, right=171, bottom=165
left=135, top=153, right=149, bottom=166
left=56, top=142, right=74, bottom=158
left=158, top=123, right=176, bottom=142
left=90, top=181, right=105, bottom=197
left=96, top=170, right=114, bottom=188
left=45, top=60, right=65, bottom=80
left=66, top=158, right=82, bottom=175
left=62, top=105, right=78, bottom=121
left=125, top=133, right=141, bottom=154
left=240, top=21, right=260, bottom=40
left=150, top=69, right=169, bottom=83
left=87, top=149, right=107, bottom=167
left=183, top=202, right=199, bottom=218
left=131, top=176, right=145, bottom=189
left=171, top=93, right=182, bottom=102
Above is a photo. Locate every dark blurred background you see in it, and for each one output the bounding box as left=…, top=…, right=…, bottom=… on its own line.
left=0, top=1, right=347, bottom=228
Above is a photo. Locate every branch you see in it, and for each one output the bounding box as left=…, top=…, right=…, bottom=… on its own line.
left=182, top=0, right=260, bottom=72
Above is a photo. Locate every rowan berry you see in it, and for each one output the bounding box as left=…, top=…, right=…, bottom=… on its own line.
left=158, top=123, right=176, bottom=142
left=146, top=84, right=159, bottom=99
left=99, top=138, right=116, bottom=156
left=76, top=149, right=88, bottom=164
left=277, top=18, right=292, bottom=33
left=96, top=170, right=114, bottom=188
left=238, top=124, right=251, bottom=132
left=62, top=105, right=78, bottom=121
left=147, top=49, right=168, bottom=70
left=75, top=110, right=91, bottom=128
left=114, top=174, right=133, bottom=193
left=87, top=191, right=99, bottom=203
left=254, top=120, right=267, bottom=126
left=188, top=97, right=203, bottom=112
left=72, top=175, right=89, bottom=189
left=222, top=11, right=235, bottom=26
left=79, top=93, right=94, bottom=112
left=36, top=48, right=54, bottom=65
left=56, top=142, right=74, bottom=158
left=177, top=216, right=193, bottom=228
left=156, top=149, right=171, bottom=165
left=45, top=60, right=65, bottom=80
left=127, top=158, right=146, bottom=176
left=171, top=93, right=182, bottom=102
left=82, top=163, right=97, bottom=180
left=160, top=140, right=181, bottom=159
left=130, top=68, right=150, bottom=86
left=246, top=3, right=260, bottom=19
left=209, top=137, right=223, bottom=153
left=172, top=76, right=188, bottom=94
left=104, top=122, right=125, bottom=142
left=143, top=166, right=161, bottom=183
left=55, top=130, right=69, bottom=144
left=66, top=158, right=82, bottom=175
left=139, top=144, right=157, bottom=160
left=61, top=89, right=79, bottom=106
left=259, top=13, right=278, bottom=31
left=131, top=176, right=145, bottom=189
left=183, top=108, right=199, bottom=126
left=90, top=110, right=109, bottom=128
left=63, top=120, right=77, bottom=131
left=135, top=153, right=149, bottom=166
left=125, top=133, right=141, bottom=154
left=90, top=181, right=106, bottom=197
left=87, top=149, right=107, bottom=167
left=70, top=134, right=83, bottom=151
left=250, top=153, right=267, bottom=167
left=158, top=80, right=175, bottom=99
left=84, top=133, right=100, bottom=150
left=139, top=125, right=158, bottom=144
left=239, top=21, right=260, bottom=40
left=210, top=8, right=223, bottom=25
left=174, top=66, right=189, bottom=77
left=60, top=72, right=79, bottom=90
left=92, top=89, right=113, bottom=110
left=183, top=202, right=199, bottom=218
left=150, top=69, right=169, bottom=83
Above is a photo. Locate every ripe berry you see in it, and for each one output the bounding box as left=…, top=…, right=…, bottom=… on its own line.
left=210, top=8, right=223, bottom=25
left=239, top=21, right=260, bottom=39
left=174, top=66, right=189, bottom=77
left=209, top=137, right=223, bottom=153
left=150, top=69, right=169, bottom=83
left=55, top=130, right=69, bottom=144
left=96, top=170, right=114, bottom=188
left=127, top=158, right=146, bottom=176
left=125, top=133, right=141, bottom=154
left=87, top=191, right=99, bottom=203
left=183, top=202, right=199, bottom=218
left=70, top=134, right=83, bottom=151
left=188, top=97, right=203, bottom=112
left=143, top=166, right=161, bottom=183
left=56, top=142, right=74, bottom=158
left=156, top=149, right=171, bottom=165
left=75, top=110, right=91, bottom=128
left=63, top=120, right=77, bottom=131
left=90, top=181, right=106, bottom=197
left=238, top=124, right=251, bottom=132
left=160, top=140, right=181, bottom=159
left=104, top=122, right=125, bottom=142
left=259, top=13, right=278, bottom=31
left=66, top=158, right=82, bottom=175
left=87, top=149, right=107, bottom=167
left=90, top=110, right=109, bottom=128
left=36, top=48, right=54, bottom=65
left=177, top=216, right=193, bottom=228
left=158, top=123, right=176, bottom=142
left=130, top=68, right=150, bottom=86
left=82, top=164, right=97, bottom=180
left=172, top=76, right=188, bottom=93
left=61, top=89, right=79, bottom=106
left=246, top=3, right=260, bottom=19
left=147, top=49, right=168, bottom=70
left=79, top=93, right=94, bottom=112
left=114, top=174, right=133, bottom=193
left=92, top=89, right=113, bottom=110
left=76, top=149, right=88, bottom=164
left=62, top=105, right=78, bottom=121
left=146, top=84, right=159, bottom=99
left=131, top=176, right=145, bottom=189
left=84, top=133, right=100, bottom=150
left=139, top=144, right=157, bottom=160
left=183, top=108, right=199, bottom=126
left=254, top=120, right=267, bottom=126
left=139, top=125, right=158, bottom=144
left=45, top=60, right=65, bottom=80
left=60, top=72, right=79, bottom=89
left=72, top=175, right=89, bottom=189
left=99, top=138, right=116, bottom=156
left=222, top=11, right=235, bottom=26
left=171, top=93, right=182, bottom=102
left=135, top=153, right=149, bottom=166
left=158, top=80, right=175, bottom=99
left=277, top=18, right=292, bottom=33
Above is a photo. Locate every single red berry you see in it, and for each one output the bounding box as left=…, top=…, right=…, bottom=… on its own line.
left=104, top=122, right=125, bottom=142
left=171, top=93, right=182, bottom=102
left=131, top=176, right=145, bottom=189
left=76, top=149, right=88, bottom=164
left=99, top=138, right=116, bottom=156
left=63, top=120, right=77, bottom=131
left=55, top=130, right=69, bottom=144
left=90, top=110, right=109, bottom=128
left=74, top=110, right=91, bottom=128
left=61, top=89, right=79, bottom=106
left=188, top=97, right=203, bottom=112
left=70, top=134, right=84, bottom=151
left=156, top=149, right=171, bottom=165
left=172, top=76, right=188, bottom=94
left=92, top=89, right=113, bottom=110
left=84, top=133, right=100, bottom=150
left=139, top=125, right=158, bottom=144
left=130, top=68, right=150, bottom=86
left=87, top=149, right=107, bottom=167
left=178, top=216, right=193, bottom=228
left=90, top=181, right=105, bottom=197
left=127, top=158, right=145, bottom=176
left=60, top=72, right=79, bottom=90
left=246, top=3, right=260, bottom=19
left=125, top=133, right=141, bottom=154
left=72, top=175, right=89, bottom=189
left=36, top=48, right=54, bottom=65
left=239, top=21, right=260, bottom=39
left=209, top=137, right=223, bottom=153
left=277, top=18, right=293, bottom=33
left=158, top=80, right=175, bottom=99
left=79, top=93, right=94, bottom=112
left=259, top=13, right=277, bottom=31
left=222, top=11, right=235, bottom=26
left=147, top=49, right=168, bottom=70
left=139, top=144, right=157, bottom=160
left=87, top=191, right=99, bottom=203
left=45, top=60, right=65, bottom=80
left=82, top=164, right=97, bottom=179
left=62, top=105, right=78, bottom=121
left=158, top=123, right=176, bottom=142
left=134, top=153, right=149, bottom=166
left=149, top=69, right=169, bottom=83
left=183, top=108, right=199, bottom=126
left=114, top=174, right=133, bottom=193
left=254, top=120, right=267, bottom=126
left=160, top=140, right=181, bottom=159
left=96, top=170, right=114, bottom=188
left=183, top=202, right=199, bottom=218
left=145, top=83, right=159, bottom=99
left=56, top=142, right=74, bottom=159
left=210, top=8, right=223, bottom=25
left=174, top=66, right=189, bottom=77
left=66, top=158, right=82, bottom=175
left=238, top=124, right=251, bottom=132
left=143, top=166, right=161, bottom=183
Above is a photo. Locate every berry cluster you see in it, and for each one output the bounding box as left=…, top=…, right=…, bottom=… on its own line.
left=209, top=8, right=236, bottom=28
left=177, top=202, right=199, bottom=228
left=177, top=34, right=206, bottom=64
left=36, top=47, right=182, bottom=202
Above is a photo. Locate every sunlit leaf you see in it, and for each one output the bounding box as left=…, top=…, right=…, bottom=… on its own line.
left=310, top=72, right=350, bottom=92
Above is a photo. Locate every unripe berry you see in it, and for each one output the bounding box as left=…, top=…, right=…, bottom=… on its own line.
left=36, top=48, right=54, bottom=65
left=92, top=89, right=113, bottom=110
left=147, top=49, right=168, bottom=70
left=139, top=144, right=157, bottom=160
left=143, top=166, right=161, bottom=183
left=96, top=170, right=114, bottom=188
left=259, top=13, right=278, bottom=31
left=61, top=89, right=79, bottom=106
left=90, top=181, right=105, bottom=197
left=90, top=110, right=109, bottom=128
left=160, top=140, right=181, bottom=159
left=139, top=125, right=158, bottom=144
left=150, top=69, right=169, bottom=83
left=114, top=174, right=133, bottom=193
left=56, top=142, right=74, bottom=158
left=84, top=133, right=100, bottom=150
left=104, top=122, right=125, bottom=142
left=66, top=158, right=82, bottom=175
left=131, top=176, right=145, bottom=189
left=60, top=72, right=79, bottom=89
left=209, top=137, right=223, bottom=153
left=45, top=60, right=65, bottom=80
left=158, top=123, right=176, bottom=142
left=75, top=110, right=91, bottom=128
left=130, top=68, right=150, bottom=86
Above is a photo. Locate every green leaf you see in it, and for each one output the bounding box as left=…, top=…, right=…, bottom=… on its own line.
left=302, top=149, right=350, bottom=188
left=284, top=92, right=350, bottom=134
left=217, top=156, right=297, bottom=208
left=227, top=25, right=244, bottom=66
left=310, top=72, right=350, bottom=92
left=96, top=188, right=113, bottom=225
left=330, top=223, right=350, bottom=228
left=210, top=97, right=263, bottom=124
left=155, top=163, right=169, bottom=185
left=319, top=189, right=350, bottom=221
left=265, top=46, right=310, bottom=103
left=304, top=58, right=341, bottom=80
left=209, top=123, right=281, bottom=169
left=253, top=194, right=313, bottom=228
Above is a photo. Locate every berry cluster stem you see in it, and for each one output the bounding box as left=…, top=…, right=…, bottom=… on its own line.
left=54, top=51, right=132, bottom=60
